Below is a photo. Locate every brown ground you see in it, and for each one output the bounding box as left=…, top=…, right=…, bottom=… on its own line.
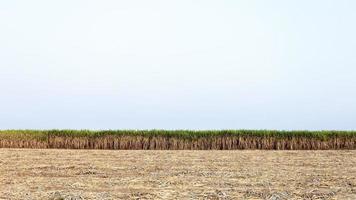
left=0, top=149, right=355, bottom=200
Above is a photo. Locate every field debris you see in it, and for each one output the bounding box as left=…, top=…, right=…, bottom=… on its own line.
left=0, top=149, right=355, bottom=199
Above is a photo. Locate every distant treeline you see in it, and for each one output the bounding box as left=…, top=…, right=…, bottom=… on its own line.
left=0, top=130, right=355, bottom=150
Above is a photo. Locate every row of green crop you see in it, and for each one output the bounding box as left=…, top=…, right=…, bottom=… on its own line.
left=1, top=130, right=356, bottom=140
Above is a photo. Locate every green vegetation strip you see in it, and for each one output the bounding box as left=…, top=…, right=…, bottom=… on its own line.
left=1, top=129, right=356, bottom=138
left=0, top=130, right=355, bottom=150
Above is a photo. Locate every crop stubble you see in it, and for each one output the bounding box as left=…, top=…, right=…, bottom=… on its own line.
left=0, top=149, right=355, bottom=199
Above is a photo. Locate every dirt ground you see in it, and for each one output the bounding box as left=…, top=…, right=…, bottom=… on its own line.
left=0, top=149, right=355, bottom=200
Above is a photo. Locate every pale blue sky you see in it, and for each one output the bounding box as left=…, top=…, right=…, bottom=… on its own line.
left=1, top=0, right=355, bottom=130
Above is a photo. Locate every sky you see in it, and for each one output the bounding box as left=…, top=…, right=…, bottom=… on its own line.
left=1, top=0, right=356, bottom=130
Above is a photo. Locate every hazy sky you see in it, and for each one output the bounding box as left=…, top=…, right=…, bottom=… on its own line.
left=1, top=0, right=355, bottom=130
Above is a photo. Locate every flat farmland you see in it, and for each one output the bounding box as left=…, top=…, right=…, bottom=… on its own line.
left=0, top=149, right=355, bottom=200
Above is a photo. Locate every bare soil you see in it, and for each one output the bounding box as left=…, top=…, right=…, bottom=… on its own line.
left=0, top=149, right=355, bottom=200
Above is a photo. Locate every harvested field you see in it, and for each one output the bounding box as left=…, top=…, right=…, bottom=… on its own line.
left=1, top=130, right=356, bottom=150
left=0, top=149, right=355, bottom=199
